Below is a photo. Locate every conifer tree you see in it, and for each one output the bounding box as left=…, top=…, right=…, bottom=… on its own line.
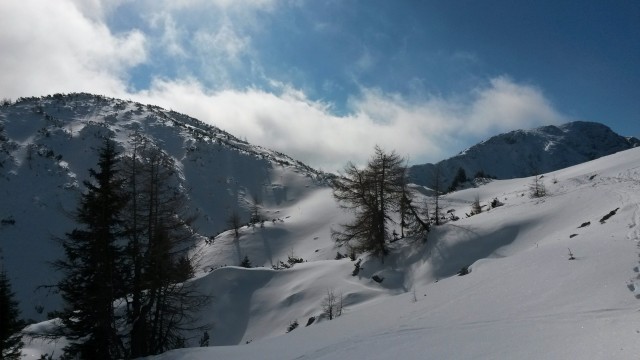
left=121, top=138, right=205, bottom=356
left=332, top=146, right=427, bottom=257
left=240, top=255, right=252, bottom=268
left=0, top=267, right=24, bottom=360
left=53, top=137, right=127, bottom=359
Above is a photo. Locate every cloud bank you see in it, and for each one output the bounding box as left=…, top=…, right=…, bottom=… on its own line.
left=0, top=0, right=566, bottom=172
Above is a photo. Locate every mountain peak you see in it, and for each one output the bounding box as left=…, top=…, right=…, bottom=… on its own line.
left=410, top=121, right=639, bottom=188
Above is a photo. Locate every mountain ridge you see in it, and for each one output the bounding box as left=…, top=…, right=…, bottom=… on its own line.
left=0, top=93, right=330, bottom=321
left=409, top=121, right=640, bottom=188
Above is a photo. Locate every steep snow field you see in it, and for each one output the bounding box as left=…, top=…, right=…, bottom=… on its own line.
left=23, top=147, right=640, bottom=359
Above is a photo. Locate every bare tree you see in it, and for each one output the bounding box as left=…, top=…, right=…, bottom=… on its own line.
left=470, top=194, right=482, bottom=215
left=121, top=135, right=207, bottom=357
left=249, top=192, right=262, bottom=224
left=529, top=174, right=546, bottom=198
left=321, top=288, right=343, bottom=320
left=332, top=146, right=405, bottom=257
left=431, top=164, right=443, bottom=225
left=227, top=210, right=242, bottom=239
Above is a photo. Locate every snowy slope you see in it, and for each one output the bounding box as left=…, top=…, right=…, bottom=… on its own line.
left=409, top=121, right=640, bottom=188
left=4, top=94, right=640, bottom=359
left=109, top=146, right=639, bottom=360
left=0, top=93, right=330, bottom=322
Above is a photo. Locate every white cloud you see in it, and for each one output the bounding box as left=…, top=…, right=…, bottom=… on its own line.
left=148, top=12, right=188, bottom=58
left=68, top=0, right=128, bottom=20
left=0, top=0, right=146, bottom=98
left=130, top=77, right=564, bottom=172
left=466, top=76, right=565, bottom=134
left=192, top=24, right=249, bottom=62
left=355, top=49, right=376, bottom=73
left=154, top=0, right=276, bottom=11
left=0, top=0, right=566, bottom=173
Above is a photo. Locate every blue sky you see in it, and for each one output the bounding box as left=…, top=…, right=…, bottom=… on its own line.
left=0, top=0, right=638, bottom=171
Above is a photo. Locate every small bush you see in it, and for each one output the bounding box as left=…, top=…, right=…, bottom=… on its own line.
left=599, top=208, right=619, bottom=224
left=490, top=198, right=504, bottom=208
left=305, top=316, right=316, bottom=327
left=352, top=259, right=362, bottom=276
left=287, top=255, right=304, bottom=266
left=1, top=217, right=15, bottom=225
left=457, top=266, right=470, bottom=276
left=286, top=320, right=299, bottom=333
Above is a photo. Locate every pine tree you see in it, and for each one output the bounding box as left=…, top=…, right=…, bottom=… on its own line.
left=240, top=255, right=252, bottom=268
left=0, top=268, right=24, bottom=360
left=53, top=137, right=127, bottom=360
left=448, top=167, right=467, bottom=192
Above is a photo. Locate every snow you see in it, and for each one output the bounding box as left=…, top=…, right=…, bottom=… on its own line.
left=2, top=95, right=640, bottom=359
left=141, top=147, right=640, bottom=360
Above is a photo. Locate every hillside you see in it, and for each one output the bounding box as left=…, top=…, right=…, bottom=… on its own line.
left=20, top=146, right=640, bottom=359
left=140, top=147, right=640, bottom=359
left=409, top=121, right=640, bottom=188
left=0, top=93, right=329, bottom=322
left=2, top=94, right=640, bottom=359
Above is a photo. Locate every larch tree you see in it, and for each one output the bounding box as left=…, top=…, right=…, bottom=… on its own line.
left=332, top=146, right=427, bottom=258
left=121, top=137, right=206, bottom=356
left=529, top=174, right=547, bottom=198
left=227, top=210, right=243, bottom=239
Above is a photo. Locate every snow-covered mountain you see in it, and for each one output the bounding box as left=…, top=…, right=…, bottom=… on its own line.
left=3, top=94, right=640, bottom=359
left=409, top=121, right=640, bottom=188
left=0, top=93, right=329, bottom=322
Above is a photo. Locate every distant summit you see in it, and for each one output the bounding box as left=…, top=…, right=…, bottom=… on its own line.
left=409, top=121, right=640, bottom=188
